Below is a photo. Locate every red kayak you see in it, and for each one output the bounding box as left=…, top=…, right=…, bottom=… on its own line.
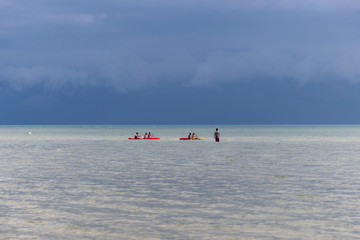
left=128, top=137, right=160, bottom=140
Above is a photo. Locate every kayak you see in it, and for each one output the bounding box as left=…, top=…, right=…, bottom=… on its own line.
left=128, top=137, right=160, bottom=140
left=179, top=138, right=205, bottom=140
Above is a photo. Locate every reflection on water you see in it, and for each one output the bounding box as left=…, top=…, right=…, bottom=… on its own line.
left=0, top=126, right=360, bottom=239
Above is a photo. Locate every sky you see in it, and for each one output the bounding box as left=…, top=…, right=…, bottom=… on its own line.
left=1, top=0, right=360, bottom=124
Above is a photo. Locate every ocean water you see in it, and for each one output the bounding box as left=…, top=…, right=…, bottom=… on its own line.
left=0, top=125, right=360, bottom=239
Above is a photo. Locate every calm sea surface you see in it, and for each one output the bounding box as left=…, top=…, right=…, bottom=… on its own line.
left=0, top=125, right=360, bottom=239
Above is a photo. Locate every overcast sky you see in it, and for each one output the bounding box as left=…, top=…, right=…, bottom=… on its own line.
left=1, top=0, right=360, bottom=124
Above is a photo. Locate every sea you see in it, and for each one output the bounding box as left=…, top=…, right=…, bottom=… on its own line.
left=0, top=125, right=360, bottom=239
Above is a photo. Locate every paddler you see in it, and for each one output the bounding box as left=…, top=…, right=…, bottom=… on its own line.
left=134, top=132, right=141, bottom=139
left=143, top=132, right=148, bottom=139
left=192, top=132, right=199, bottom=140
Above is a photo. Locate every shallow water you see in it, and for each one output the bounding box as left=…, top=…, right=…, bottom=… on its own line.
left=0, top=125, right=360, bottom=239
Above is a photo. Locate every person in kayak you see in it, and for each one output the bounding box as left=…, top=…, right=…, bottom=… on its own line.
left=143, top=132, right=148, bottom=139
left=148, top=132, right=153, bottom=138
left=214, top=128, right=220, bottom=142
left=134, top=132, right=141, bottom=139
left=192, top=132, right=199, bottom=140
left=188, top=133, right=192, bottom=139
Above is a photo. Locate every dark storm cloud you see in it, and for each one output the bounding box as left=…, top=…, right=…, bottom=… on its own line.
left=1, top=0, right=360, bottom=92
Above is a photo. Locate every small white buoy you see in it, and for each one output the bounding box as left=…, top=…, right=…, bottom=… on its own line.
left=28, top=131, right=32, bottom=135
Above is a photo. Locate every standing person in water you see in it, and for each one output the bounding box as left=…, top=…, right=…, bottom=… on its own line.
left=214, top=128, right=220, bottom=142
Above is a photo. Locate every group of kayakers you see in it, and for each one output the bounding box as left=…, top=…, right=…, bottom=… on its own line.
left=187, top=132, right=200, bottom=140
left=134, top=132, right=155, bottom=139
left=132, top=128, right=221, bottom=142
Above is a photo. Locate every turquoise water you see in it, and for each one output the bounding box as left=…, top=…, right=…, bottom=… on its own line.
left=0, top=125, right=360, bottom=239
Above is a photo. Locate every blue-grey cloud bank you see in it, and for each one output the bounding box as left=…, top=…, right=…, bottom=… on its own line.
left=1, top=0, right=360, bottom=124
